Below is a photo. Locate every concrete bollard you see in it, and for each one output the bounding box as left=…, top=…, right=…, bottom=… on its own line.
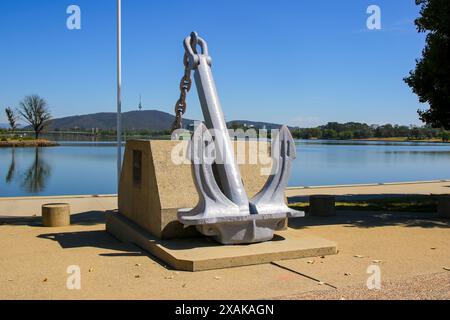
left=437, top=195, right=450, bottom=218
left=309, top=195, right=336, bottom=217
left=42, top=203, right=71, bottom=227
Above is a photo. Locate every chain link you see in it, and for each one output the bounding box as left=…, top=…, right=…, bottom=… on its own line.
left=172, top=34, right=199, bottom=132
left=171, top=52, right=193, bottom=131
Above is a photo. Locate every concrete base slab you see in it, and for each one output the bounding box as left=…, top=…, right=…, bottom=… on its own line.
left=106, top=211, right=337, bottom=272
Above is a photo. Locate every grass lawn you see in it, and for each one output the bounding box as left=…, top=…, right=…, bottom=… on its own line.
left=289, top=195, right=439, bottom=213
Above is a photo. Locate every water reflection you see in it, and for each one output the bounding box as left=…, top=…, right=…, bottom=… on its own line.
left=4, top=148, right=51, bottom=194
left=6, top=147, right=16, bottom=183
left=22, top=148, right=51, bottom=193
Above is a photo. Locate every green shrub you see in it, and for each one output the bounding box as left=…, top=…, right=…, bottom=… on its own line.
left=441, top=131, right=450, bottom=142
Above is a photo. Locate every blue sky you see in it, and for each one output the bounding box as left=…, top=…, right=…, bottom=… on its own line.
left=0, top=0, right=426, bottom=127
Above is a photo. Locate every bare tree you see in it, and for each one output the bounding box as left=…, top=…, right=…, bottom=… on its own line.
left=18, top=95, right=52, bottom=139
left=5, top=107, right=18, bottom=132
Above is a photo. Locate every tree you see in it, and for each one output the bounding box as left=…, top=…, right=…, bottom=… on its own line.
left=393, top=125, right=411, bottom=137
left=339, top=131, right=354, bottom=140
left=375, top=124, right=395, bottom=138
left=404, top=0, right=450, bottom=129
left=322, top=129, right=338, bottom=139
left=408, top=126, right=423, bottom=140
left=5, top=107, right=18, bottom=132
left=18, top=95, right=52, bottom=139
left=441, top=131, right=450, bottom=142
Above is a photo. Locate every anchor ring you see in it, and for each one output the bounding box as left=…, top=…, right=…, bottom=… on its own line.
left=184, top=32, right=210, bottom=68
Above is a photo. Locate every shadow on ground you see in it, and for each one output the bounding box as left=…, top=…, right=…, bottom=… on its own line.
left=36, top=229, right=173, bottom=269
left=37, top=230, right=130, bottom=250
left=289, top=211, right=449, bottom=230
left=0, top=211, right=105, bottom=227
left=288, top=193, right=449, bottom=229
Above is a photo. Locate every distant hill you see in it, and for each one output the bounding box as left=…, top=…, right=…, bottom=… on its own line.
left=45, top=110, right=284, bottom=131
left=46, top=110, right=195, bottom=131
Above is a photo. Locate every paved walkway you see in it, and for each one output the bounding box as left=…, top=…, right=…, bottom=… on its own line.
left=287, top=180, right=450, bottom=201
left=0, top=195, right=117, bottom=217
left=1, top=181, right=449, bottom=218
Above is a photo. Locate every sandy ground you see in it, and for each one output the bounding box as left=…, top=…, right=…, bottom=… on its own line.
left=0, top=182, right=449, bottom=300
left=0, top=209, right=448, bottom=300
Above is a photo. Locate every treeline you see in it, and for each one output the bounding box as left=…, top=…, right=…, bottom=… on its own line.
left=3, top=121, right=450, bottom=142
left=54, top=128, right=173, bottom=137
left=291, top=122, right=450, bottom=142
left=0, top=127, right=173, bottom=138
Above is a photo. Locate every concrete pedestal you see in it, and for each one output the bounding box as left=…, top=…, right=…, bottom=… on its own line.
left=106, top=140, right=338, bottom=271
left=115, top=140, right=283, bottom=240
left=309, top=195, right=336, bottom=217
left=42, top=203, right=71, bottom=227
left=437, top=195, right=450, bottom=218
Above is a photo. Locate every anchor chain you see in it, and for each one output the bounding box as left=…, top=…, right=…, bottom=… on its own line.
left=171, top=35, right=198, bottom=131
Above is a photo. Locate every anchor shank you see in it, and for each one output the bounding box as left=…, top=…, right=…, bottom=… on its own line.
left=193, top=55, right=249, bottom=210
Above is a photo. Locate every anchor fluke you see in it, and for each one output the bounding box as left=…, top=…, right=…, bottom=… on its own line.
left=249, top=125, right=304, bottom=218
left=178, top=123, right=241, bottom=225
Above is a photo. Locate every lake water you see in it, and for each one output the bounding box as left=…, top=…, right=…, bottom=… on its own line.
left=1, top=140, right=450, bottom=197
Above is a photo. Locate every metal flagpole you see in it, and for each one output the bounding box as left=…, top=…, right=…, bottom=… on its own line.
left=116, top=0, right=122, bottom=188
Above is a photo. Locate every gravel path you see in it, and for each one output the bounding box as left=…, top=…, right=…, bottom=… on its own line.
left=278, top=272, right=450, bottom=300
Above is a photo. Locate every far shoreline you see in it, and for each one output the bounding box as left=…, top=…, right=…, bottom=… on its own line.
left=350, top=137, right=449, bottom=143
left=292, top=137, right=449, bottom=144
left=0, top=139, right=59, bottom=148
